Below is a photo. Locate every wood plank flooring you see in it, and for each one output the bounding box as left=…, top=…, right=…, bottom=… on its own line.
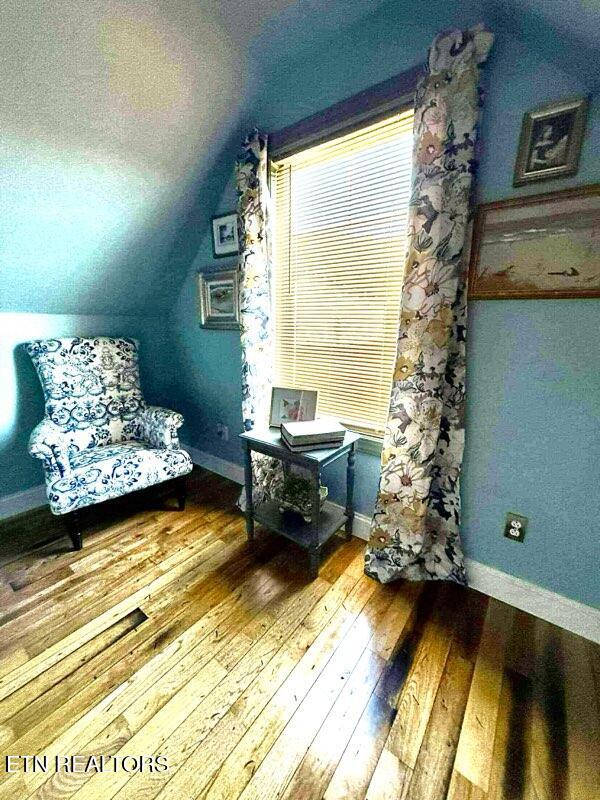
left=0, top=467, right=598, bottom=800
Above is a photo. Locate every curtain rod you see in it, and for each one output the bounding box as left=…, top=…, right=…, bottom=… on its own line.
left=269, top=62, right=424, bottom=161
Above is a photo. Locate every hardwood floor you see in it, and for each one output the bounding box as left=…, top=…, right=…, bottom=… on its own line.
left=0, top=467, right=598, bottom=800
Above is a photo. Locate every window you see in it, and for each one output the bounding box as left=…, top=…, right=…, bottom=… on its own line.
left=271, top=108, right=414, bottom=437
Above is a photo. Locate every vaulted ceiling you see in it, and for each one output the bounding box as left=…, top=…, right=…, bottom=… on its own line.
left=498, top=0, right=600, bottom=55
left=486, top=0, right=600, bottom=87
left=0, top=0, right=388, bottom=316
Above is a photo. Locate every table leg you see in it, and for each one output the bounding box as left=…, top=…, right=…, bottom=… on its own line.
left=309, top=467, right=321, bottom=580
left=344, top=444, right=355, bottom=541
left=243, top=442, right=255, bottom=546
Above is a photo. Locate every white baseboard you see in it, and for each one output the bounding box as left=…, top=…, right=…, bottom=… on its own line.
left=0, top=484, right=46, bottom=520
left=182, top=443, right=245, bottom=485
left=464, top=559, right=600, bottom=644
left=344, top=508, right=599, bottom=644
left=184, top=445, right=600, bottom=644
left=342, top=509, right=372, bottom=540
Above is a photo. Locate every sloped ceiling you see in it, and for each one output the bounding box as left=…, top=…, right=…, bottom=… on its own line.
left=0, top=0, right=387, bottom=316
left=498, top=0, right=599, bottom=55
left=486, top=0, right=600, bottom=87
left=0, top=0, right=597, bottom=316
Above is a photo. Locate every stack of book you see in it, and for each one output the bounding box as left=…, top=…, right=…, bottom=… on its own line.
left=281, top=418, right=347, bottom=452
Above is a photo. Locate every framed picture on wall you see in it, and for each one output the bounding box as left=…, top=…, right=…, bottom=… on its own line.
left=513, top=97, right=588, bottom=186
left=211, top=211, right=240, bottom=258
left=198, top=269, right=240, bottom=328
left=468, top=185, right=600, bottom=299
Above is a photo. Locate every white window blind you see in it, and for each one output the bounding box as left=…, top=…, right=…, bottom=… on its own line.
left=272, top=109, right=414, bottom=437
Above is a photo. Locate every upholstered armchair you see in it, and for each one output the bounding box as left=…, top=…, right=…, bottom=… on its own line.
left=23, top=337, right=193, bottom=550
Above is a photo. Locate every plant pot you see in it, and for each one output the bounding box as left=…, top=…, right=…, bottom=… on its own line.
left=272, top=473, right=328, bottom=524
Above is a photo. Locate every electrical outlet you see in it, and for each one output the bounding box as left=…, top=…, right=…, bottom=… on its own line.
left=504, top=512, right=528, bottom=543
left=216, top=423, right=229, bottom=442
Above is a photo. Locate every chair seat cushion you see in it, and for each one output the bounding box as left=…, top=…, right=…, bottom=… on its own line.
left=46, top=441, right=193, bottom=515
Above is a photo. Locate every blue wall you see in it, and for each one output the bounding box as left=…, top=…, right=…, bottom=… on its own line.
left=165, top=1, right=599, bottom=606
left=463, top=302, right=600, bottom=605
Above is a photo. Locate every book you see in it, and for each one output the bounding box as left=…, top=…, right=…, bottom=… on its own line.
left=281, top=418, right=346, bottom=446
left=281, top=438, right=343, bottom=453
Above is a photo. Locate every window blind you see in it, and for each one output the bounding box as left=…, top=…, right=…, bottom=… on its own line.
left=272, top=109, right=414, bottom=437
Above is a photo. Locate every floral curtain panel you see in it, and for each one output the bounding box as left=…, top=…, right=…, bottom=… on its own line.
left=236, top=130, right=283, bottom=506
left=365, top=25, right=494, bottom=585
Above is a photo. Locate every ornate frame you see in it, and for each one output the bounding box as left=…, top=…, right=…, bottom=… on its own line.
left=198, top=269, right=240, bottom=329
left=513, top=97, right=588, bottom=187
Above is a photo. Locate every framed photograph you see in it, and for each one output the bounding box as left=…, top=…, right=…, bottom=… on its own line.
left=514, top=97, right=588, bottom=186
left=211, top=211, right=239, bottom=258
left=469, top=185, right=600, bottom=300
left=269, top=387, right=318, bottom=428
left=198, top=269, right=240, bottom=329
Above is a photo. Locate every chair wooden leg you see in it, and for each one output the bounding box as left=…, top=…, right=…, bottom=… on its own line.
left=65, top=510, right=83, bottom=550
left=175, top=477, right=187, bottom=511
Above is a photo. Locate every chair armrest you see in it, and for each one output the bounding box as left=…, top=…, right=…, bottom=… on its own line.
left=137, top=406, right=184, bottom=449
left=28, top=419, right=72, bottom=477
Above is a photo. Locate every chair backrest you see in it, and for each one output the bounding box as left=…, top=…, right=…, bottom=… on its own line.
left=23, top=337, right=145, bottom=446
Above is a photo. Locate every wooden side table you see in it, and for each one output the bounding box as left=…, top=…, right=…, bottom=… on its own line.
left=240, top=428, right=361, bottom=579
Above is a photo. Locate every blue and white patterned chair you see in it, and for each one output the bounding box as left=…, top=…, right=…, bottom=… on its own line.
left=23, top=337, right=193, bottom=550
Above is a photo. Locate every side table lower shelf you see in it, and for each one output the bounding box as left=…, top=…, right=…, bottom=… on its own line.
left=253, top=500, right=347, bottom=551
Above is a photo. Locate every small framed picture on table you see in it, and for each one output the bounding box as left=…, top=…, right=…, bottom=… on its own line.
left=211, top=212, right=240, bottom=258
left=269, top=387, right=318, bottom=428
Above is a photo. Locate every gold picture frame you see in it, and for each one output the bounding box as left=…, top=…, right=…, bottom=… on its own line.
left=513, top=97, right=588, bottom=187
left=468, top=185, right=600, bottom=300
